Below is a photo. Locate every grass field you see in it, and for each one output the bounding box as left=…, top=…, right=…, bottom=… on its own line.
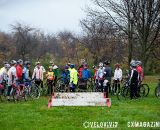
left=0, top=76, right=160, bottom=130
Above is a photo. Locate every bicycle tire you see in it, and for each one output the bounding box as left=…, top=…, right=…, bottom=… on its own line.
left=30, top=84, right=40, bottom=99
left=139, top=86, right=145, bottom=97
left=140, top=84, right=150, bottom=97
left=55, top=78, right=69, bottom=92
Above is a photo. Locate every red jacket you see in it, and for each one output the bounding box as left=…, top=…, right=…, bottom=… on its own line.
left=78, top=67, right=84, bottom=78
left=16, top=65, right=23, bottom=79
left=136, top=65, right=144, bottom=79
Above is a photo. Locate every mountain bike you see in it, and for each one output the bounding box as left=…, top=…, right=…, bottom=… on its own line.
left=11, top=82, right=27, bottom=101
left=77, top=77, right=95, bottom=92
left=55, top=77, right=70, bottom=92
left=24, top=79, right=40, bottom=99
left=117, top=80, right=145, bottom=100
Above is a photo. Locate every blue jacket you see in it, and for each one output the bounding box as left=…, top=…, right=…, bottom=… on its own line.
left=82, top=68, right=91, bottom=80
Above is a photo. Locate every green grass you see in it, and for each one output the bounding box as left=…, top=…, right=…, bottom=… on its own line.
left=0, top=76, right=160, bottom=130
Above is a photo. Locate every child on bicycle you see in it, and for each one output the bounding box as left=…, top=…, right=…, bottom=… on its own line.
left=46, top=66, right=55, bottom=95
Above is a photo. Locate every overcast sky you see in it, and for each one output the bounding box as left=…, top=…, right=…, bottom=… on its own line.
left=0, top=0, right=92, bottom=34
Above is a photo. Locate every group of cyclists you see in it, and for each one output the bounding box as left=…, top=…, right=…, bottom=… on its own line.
left=0, top=58, right=144, bottom=101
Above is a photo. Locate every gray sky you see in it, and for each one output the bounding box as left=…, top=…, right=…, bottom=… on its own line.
left=0, top=0, right=91, bottom=34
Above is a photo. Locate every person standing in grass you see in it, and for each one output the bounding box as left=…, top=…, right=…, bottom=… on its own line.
left=69, top=64, right=78, bottom=92
left=16, top=59, right=23, bottom=83
left=7, top=60, right=17, bottom=101
left=96, top=62, right=104, bottom=92
left=103, top=60, right=112, bottom=93
left=46, top=66, right=55, bottom=95
left=129, top=62, right=139, bottom=99
left=50, top=61, right=59, bottom=86
left=32, top=61, right=44, bottom=89
left=113, top=63, right=122, bottom=95
left=23, top=61, right=31, bottom=81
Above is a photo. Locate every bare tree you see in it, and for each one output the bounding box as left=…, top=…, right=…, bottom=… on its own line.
left=11, top=23, right=35, bottom=61
left=87, top=0, right=160, bottom=70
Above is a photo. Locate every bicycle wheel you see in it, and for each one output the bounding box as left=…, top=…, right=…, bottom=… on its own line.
left=30, top=84, right=40, bottom=99
left=155, top=86, right=160, bottom=98
left=140, top=84, right=150, bottom=97
left=55, top=78, right=67, bottom=92
left=139, top=86, right=145, bottom=97
left=12, top=88, right=19, bottom=101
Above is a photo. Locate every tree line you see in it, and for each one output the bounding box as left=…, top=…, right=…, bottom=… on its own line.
left=0, top=0, right=159, bottom=74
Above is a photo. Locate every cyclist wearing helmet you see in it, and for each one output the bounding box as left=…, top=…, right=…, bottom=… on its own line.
left=32, top=61, right=44, bottom=88
left=50, top=61, right=59, bottom=85
left=23, top=61, right=31, bottom=81
left=16, top=59, right=23, bottom=82
left=69, top=64, right=78, bottom=92
left=46, top=66, right=55, bottom=95
left=7, top=60, right=17, bottom=100
left=129, top=61, right=139, bottom=99
left=67, top=63, right=71, bottom=72
left=61, top=65, right=70, bottom=85
left=0, top=61, right=8, bottom=73
left=103, top=60, right=112, bottom=93
left=96, top=62, right=104, bottom=92
left=0, top=63, right=10, bottom=84
left=113, top=63, right=122, bottom=95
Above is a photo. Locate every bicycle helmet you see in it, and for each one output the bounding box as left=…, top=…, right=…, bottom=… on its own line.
left=136, top=61, right=142, bottom=66
left=130, top=60, right=136, bottom=66
left=131, top=62, right=137, bottom=68
left=104, top=60, right=110, bottom=65
left=70, top=64, right=75, bottom=68
left=92, top=65, right=96, bottom=69
left=99, top=62, right=103, bottom=67
left=4, top=64, right=10, bottom=68
left=17, top=59, right=23, bottom=65
left=53, top=65, right=58, bottom=69
left=64, top=65, right=69, bottom=70
left=24, top=61, right=31, bottom=65
left=10, top=60, right=17, bottom=65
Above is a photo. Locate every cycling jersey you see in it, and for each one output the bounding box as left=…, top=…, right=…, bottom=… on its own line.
left=8, top=66, right=16, bottom=86
left=0, top=67, right=8, bottom=83
left=16, top=64, right=23, bottom=80
left=23, top=66, right=30, bottom=80
left=70, top=68, right=78, bottom=85
left=96, top=68, right=104, bottom=80
left=47, top=71, right=55, bottom=80
left=32, top=66, right=44, bottom=80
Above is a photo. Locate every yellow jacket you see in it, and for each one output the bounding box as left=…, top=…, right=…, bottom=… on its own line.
left=70, top=68, right=78, bottom=85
